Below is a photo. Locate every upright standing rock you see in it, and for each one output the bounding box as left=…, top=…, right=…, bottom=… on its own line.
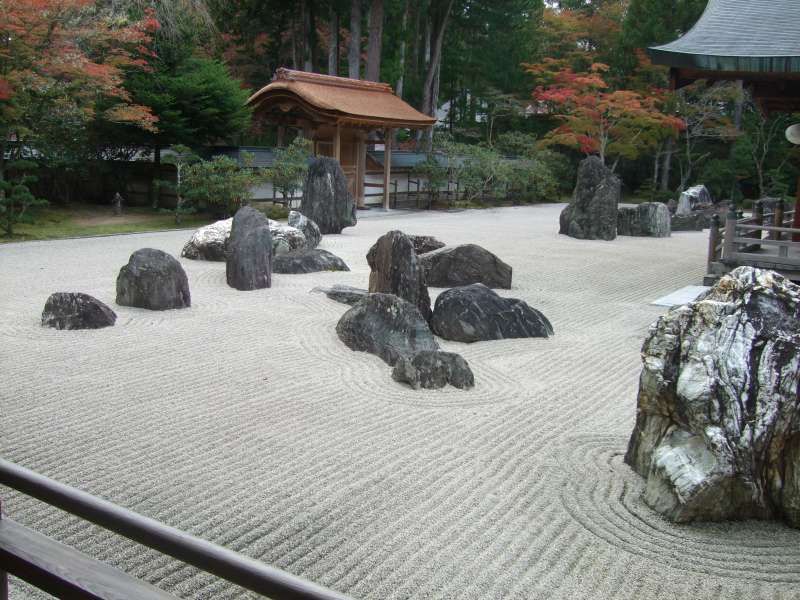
left=288, top=210, right=322, bottom=249
left=367, top=230, right=431, bottom=321
left=617, top=202, right=671, bottom=237
left=226, top=206, right=272, bottom=291
left=116, top=249, right=191, bottom=310
left=300, top=157, right=357, bottom=234
left=625, top=267, right=800, bottom=528
left=559, top=156, right=620, bottom=241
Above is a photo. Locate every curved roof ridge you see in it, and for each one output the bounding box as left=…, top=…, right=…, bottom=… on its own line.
left=274, top=68, right=395, bottom=93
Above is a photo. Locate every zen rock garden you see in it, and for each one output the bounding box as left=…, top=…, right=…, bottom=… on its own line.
left=625, top=267, right=800, bottom=528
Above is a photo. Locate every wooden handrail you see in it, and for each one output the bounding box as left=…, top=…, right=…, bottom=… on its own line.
left=0, top=459, right=352, bottom=600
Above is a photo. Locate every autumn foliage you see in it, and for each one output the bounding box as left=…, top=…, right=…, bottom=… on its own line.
left=0, top=0, right=160, bottom=133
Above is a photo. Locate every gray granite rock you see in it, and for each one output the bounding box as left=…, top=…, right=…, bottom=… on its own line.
left=420, top=244, right=512, bottom=289
left=336, top=293, right=439, bottom=366
left=181, top=218, right=230, bottom=261
left=670, top=213, right=708, bottom=231
left=392, top=351, right=475, bottom=390
left=42, top=292, right=116, bottom=329
left=431, top=283, right=553, bottom=343
left=288, top=210, right=322, bottom=249
left=559, top=156, right=620, bottom=240
left=311, top=285, right=369, bottom=306
left=273, top=249, right=350, bottom=274
left=617, top=202, right=671, bottom=237
left=226, top=206, right=272, bottom=291
left=675, top=184, right=712, bottom=215
left=408, top=235, right=445, bottom=255
left=116, top=248, right=191, bottom=310
left=625, top=267, right=800, bottom=528
left=300, top=158, right=357, bottom=234
left=181, top=217, right=306, bottom=260
left=367, top=230, right=432, bottom=321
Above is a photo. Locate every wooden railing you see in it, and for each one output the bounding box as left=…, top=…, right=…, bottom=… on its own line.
left=707, top=199, right=800, bottom=278
left=0, top=459, right=352, bottom=600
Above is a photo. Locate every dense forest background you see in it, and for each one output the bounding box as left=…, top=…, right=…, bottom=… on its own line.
left=2, top=0, right=798, bottom=211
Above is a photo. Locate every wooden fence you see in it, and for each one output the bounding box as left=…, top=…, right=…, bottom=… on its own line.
left=706, top=199, right=800, bottom=283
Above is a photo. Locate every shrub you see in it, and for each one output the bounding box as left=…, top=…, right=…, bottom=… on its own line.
left=0, top=161, right=48, bottom=237
left=267, top=138, right=312, bottom=200
left=183, top=155, right=259, bottom=217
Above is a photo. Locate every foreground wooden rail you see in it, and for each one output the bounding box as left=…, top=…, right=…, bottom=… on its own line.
left=0, top=459, right=352, bottom=600
left=706, top=199, right=800, bottom=283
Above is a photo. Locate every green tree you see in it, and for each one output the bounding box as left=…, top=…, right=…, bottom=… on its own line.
left=267, top=137, right=313, bottom=200
left=162, top=145, right=200, bottom=224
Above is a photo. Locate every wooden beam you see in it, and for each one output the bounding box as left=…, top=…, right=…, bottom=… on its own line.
left=357, top=134, right=367, bottom=208
left=383, top=129, right=393, bottom=210
left=334, top=122, right=341, bottom=164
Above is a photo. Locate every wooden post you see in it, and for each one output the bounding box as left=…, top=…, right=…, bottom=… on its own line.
left=794, top=175, right=800, bottom=242
left=773, top=199, right=784, bottom=241
left=383, top=128, right=393, bottom=210
left=357, top=134, right=367, bottom=208
left=0, top=499, right=7, bottom=600
left=333, top=122, right=341, bottom=164
left=277, top=126, right=285, bottom=148
left=752, top=200, right=764, bottom=249
left=723, top=205, right=737, bottom=261
left=707, top=214, right=721, bottom=274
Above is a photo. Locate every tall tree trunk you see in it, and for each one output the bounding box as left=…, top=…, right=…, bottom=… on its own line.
left=348, top=0, right=362, bottom=79
left=411, top=2, right=421, bottom=78
left=421, top=0, right=453, bottom=118
left=660, top=137, right=674, bottom=191
left=328, top=6, right=339, bottom=75
left=365, top=0, right=384, bottom=82
left=395, top=0, right=409, bottom=97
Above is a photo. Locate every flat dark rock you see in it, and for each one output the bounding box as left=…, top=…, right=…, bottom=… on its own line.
left=431, top=283, right=553, bottom=343
left=273, top=249, right=350, bottom=274
left=311, top=285, right=369, bottom=306
left=41, top=292, right=116, bottom=330
left=392, top=351, right=475, bottom=390
left=420, top=244, right=512, bottom=289
left=336, top=293, right=438, bottom=366
left=116, top=248, right=190, bottom=310
left=367, top=230, right=431, bottom=320
left=408, top=235, right=445, bottom=255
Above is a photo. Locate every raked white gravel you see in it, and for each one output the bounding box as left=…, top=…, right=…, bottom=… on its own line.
left=2, top=204, right=799, bottom=599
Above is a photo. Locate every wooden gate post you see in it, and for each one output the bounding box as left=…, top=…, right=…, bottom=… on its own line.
left=723, top=205, right=737, bottom=261
left=0, top=499, right=8, bottom=600
left=707, top=214, right=721, bottom=273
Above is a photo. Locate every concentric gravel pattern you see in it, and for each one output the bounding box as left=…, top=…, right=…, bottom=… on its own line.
left=2, top=206, right=799, bottom=600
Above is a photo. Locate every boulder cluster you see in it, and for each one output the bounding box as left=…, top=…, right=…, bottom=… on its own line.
left=330, top=229, right=553, bottom=391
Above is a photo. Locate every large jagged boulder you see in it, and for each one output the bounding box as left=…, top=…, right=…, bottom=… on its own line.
left=420, top=244, right=512, bottom=290
left=336, top=293, right=439, bottom=366
left=392, top=351, right=475, bottom=390
left=288, top=210, right=322, bottom=249
left=181, top=218, right=230, bottom=261
left=181, top=217, right=305, bottom=260
left=367, top=230, right=432, bottom=321
left=408, top=235, right=445, bottom=255
left=311, top=285, right=369, bottom=306
left=625, top=267, right=800, bottom=527
left=273, top=249, right=350, bottom=274
left=42, top=292, right=117, bottom=330
left=116, top=248, right=191, bottom=310
left=675, top=184, right=713, bottom=216
left=559, top=156, right=620, bottom=241
left=300, top=157, right=357, bottom=234
left=226, top=206, right=272, bottom=291
left=617, top=202, right=671, bottom=237
left=431, top=284, right=553, bottom=343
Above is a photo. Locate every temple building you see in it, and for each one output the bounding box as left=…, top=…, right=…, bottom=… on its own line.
left=247, top=68, right=435, bottom=209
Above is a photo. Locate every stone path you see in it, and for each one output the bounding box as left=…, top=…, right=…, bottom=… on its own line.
left=2, top=204, right=799, bottom=599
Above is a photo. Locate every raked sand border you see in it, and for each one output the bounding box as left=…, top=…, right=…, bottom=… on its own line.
left=1, top=204, right=799, bottom=599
